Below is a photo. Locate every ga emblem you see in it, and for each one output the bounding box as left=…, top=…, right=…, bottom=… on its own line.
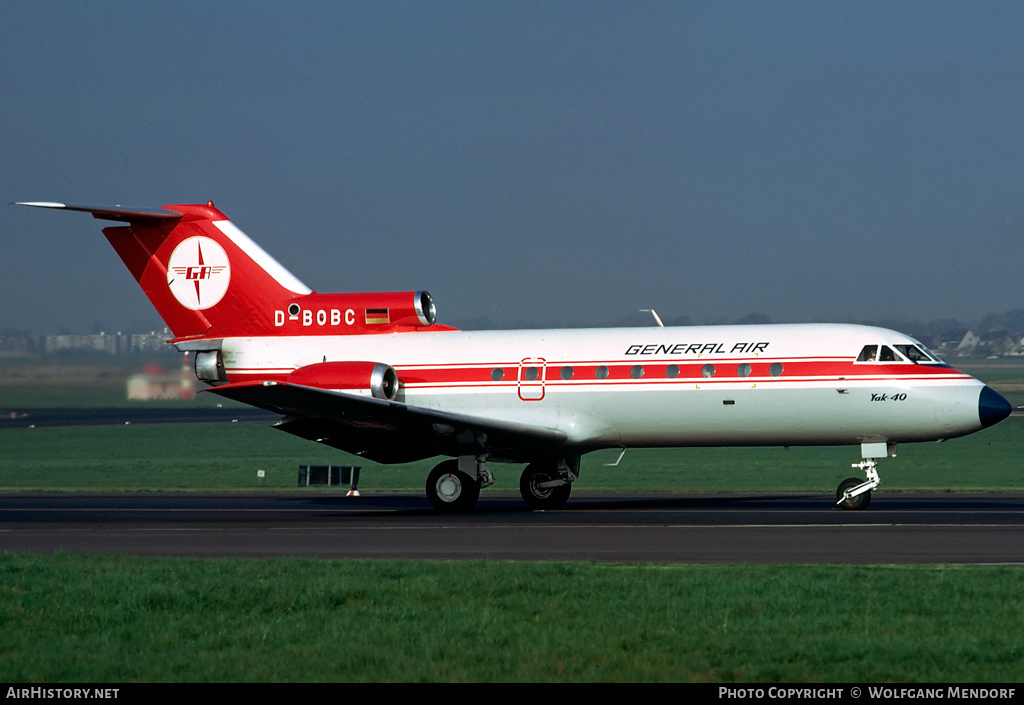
left=167, top=236, right=230, bottom=310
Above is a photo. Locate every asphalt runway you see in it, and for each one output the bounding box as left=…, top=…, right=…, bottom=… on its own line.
left=1, top=407, right=279, bottom=428
left=2, top=491, right=1023, bottom=563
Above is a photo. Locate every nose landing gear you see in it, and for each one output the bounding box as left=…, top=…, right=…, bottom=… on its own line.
left=835, top=442, right=892, bottom=511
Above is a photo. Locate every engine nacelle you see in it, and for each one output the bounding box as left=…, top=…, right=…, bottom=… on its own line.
left=194, top=350, right=228, bottom=385
left=287, top=361, right=399, bottom=400
left=278, top=290, right=438, bottom=333
left=346, top=290, right=435, bottom=327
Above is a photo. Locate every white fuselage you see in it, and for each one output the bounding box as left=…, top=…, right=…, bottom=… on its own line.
left=216, top=323, right=988, bottom=452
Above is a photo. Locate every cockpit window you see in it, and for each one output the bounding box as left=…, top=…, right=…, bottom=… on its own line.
left=856, top=345, right=878, bottom=362
left=894, top=344, right=939, bottom=364
left=858, top=343, right=943, bottom=364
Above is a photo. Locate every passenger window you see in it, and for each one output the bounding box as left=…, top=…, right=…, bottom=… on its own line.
left=630, top=365, right=644, bottom=379
left=666, top=364, right=680, bottom=379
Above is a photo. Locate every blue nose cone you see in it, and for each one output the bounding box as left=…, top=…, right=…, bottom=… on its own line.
left=979, top=385, right=1012, bottom=428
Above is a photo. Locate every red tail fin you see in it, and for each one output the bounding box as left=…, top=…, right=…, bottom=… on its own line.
left=18, top=201, right=312, bottom=340
left=104, top=202, right=313, bottom=339
left=18, top=201, right=453, bottom=341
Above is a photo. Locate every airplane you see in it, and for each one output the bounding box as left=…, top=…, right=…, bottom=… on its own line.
left=16, top=201, right=1013, bottom=512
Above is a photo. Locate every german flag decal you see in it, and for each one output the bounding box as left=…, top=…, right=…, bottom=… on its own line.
left=365, top=308, right=390, bottom=324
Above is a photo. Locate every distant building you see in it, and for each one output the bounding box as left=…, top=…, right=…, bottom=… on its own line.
left=955, top=331, right=980, bottom=356
left=0, top=335, right=44, bottom=355
left=0, top=330, right=174, bottom=355
left=130, top=332, right=173, bottom=353
left=46, top=333, right=129, bottom=354
left=126, top=355, right=197, bottom=400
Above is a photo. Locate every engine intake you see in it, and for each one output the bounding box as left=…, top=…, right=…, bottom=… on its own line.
left=194, top=350, right=227, bottom=385
left=413, top=291, right=436, bottom=326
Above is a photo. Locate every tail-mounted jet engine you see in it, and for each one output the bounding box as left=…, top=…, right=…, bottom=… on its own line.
left=277, top=291, right=439, bottom=332
left=194, top=350, right=228, bottom=385
left=349, top=289, right=435, bottom=326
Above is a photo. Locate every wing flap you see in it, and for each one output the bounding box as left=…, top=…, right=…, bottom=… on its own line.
left=205, top=381, right=568, bottom=464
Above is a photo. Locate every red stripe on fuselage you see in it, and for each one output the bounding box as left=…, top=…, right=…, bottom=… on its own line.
left=222, top=357, right=971, bottom=388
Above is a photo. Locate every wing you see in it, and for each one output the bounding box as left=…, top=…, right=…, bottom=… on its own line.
left=205, top=381, right=568, bottom=464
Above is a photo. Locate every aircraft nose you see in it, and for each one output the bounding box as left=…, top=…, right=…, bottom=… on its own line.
left=979, top=385, right=1012, bottom=428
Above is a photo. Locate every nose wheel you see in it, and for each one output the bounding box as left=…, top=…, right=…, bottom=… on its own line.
left=836, top=477, right=871, bottom=510
left=835, top=457, right=881, bottom=511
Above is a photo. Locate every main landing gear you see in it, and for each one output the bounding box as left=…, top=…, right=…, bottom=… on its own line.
left=519, top=459, right=577, bottom=511
left=835, top=442, right=892, bottom=511
left=425, top=457, right=493, bottom=513
left=425, top=456, right=579, bottom=512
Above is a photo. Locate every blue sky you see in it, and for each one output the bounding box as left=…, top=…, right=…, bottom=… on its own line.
left=2, top=1, right=1022, bottom=334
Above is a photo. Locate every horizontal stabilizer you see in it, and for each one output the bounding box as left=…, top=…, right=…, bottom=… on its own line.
left=14, top=201, right=183, bottom=222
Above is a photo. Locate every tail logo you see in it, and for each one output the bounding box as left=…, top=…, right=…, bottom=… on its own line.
left=166, top=236, right=231, bottom=310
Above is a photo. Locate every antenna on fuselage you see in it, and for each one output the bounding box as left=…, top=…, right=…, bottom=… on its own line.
left=640, top=309, right=665, bottom=327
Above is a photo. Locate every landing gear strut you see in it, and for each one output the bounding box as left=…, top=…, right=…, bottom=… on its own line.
left=835, top=443, right=890, bottom=510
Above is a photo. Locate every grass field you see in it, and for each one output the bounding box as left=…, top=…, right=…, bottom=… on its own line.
left=2, top=556, right=1023, bottom=682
